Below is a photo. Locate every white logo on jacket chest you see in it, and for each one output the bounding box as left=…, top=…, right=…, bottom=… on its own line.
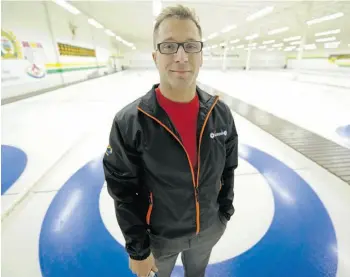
left=210, top=130, right=227, bottom=139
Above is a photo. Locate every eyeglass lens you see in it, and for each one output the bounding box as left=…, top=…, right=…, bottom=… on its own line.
left=159, top=42, right=202, bottom=54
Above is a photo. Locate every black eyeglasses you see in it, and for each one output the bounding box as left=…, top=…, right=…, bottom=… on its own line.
left=157, top=41, right=203, bottom=54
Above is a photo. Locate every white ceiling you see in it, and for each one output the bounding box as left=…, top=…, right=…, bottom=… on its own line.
left=68, top=0, right=350, bottom=53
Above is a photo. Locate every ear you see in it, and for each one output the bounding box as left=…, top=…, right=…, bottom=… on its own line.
left=152, top=51, right=158, bottom=67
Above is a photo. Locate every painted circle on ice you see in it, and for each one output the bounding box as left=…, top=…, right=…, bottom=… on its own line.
left=39, top=144, right=338, bottom=277
left=1, top=145, right=28, bottom=195
left=99, top=160, right=275, bottom=265
left=336, top=124, right=350, bottom=138
left=336, top=125, right=350, bottom=146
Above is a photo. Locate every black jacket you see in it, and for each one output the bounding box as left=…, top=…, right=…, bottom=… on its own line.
left=103, top=83, right=238, bottom=260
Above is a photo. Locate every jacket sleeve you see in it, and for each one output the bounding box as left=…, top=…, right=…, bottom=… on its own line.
left=102, top=115, right=150, bottom=261
left=218, top=105, right=238, bottom=221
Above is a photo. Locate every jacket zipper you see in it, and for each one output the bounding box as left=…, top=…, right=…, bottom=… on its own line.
left=138, top=96, right=219, bottom=234
left=195, top=96, right=219, bottom=234
left=146, top=192, right=153, bottom=225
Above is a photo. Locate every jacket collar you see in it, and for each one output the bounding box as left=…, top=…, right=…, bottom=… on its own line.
left=138, top=83, right=215, bottom=115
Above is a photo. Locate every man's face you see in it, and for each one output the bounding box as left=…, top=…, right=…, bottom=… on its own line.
left=152, top=18, right=203, bottom=90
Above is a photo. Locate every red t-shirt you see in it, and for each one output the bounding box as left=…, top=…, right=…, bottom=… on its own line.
left=155, top=87, right=199, bottom=169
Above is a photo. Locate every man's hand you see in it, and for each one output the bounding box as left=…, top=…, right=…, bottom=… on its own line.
left=129, top=252, right=158, bottom=277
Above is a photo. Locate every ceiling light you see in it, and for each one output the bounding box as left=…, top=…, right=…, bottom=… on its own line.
left=231, top=46, right=235, bottom=50
left=124, top=41, right=133, bottom=47
left=324, top=41, right=340, bottom=49
left=236, top=45, right=244, bottom=49
left=290, top=41, right=301, bottom=45
left=230, top=39, right=240, bottom=44
left=220, top=42, right=227, bottom=46
left=212, top=45, right=218, bottom=48
left=284, top=36, right=301, bottom=42
left=307, top=12, right=344, bottom=25
left=263, top=40, right=275, bottom=44
left=221, top=25, right=237, bottom=33
left=304, top=44, right=316, bottom=50
left=272, top=43, right=283, bottom=47
left=88, top=18, right=103, bottom=29
left=105, top=30, right=115, bottom=36
left=246, top=6, right=274, bottom=21
left=268, top=27, right=289, bottom=35
left=245, top=33, right=259, bottom=40
left=315, top=29, right=340, bottom=36
left=284, top=46, right=296, bottom=51
left=208, top=32, right=218, bottom=39
left=52, top=0, right=80, bottom=15
left=316, top=36, right=336, bottom=42
left=115, top=36, right=134, bottom=48
left=248, top=43, right=257, bottom=47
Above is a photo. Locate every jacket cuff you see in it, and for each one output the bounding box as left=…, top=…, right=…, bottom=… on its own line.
left=129, top=248, right=151, bottom=261
left=220, top=207, right=234, bottom=221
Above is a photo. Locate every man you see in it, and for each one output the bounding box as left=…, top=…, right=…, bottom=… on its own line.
left=103, top=4, right=238, bottom=277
